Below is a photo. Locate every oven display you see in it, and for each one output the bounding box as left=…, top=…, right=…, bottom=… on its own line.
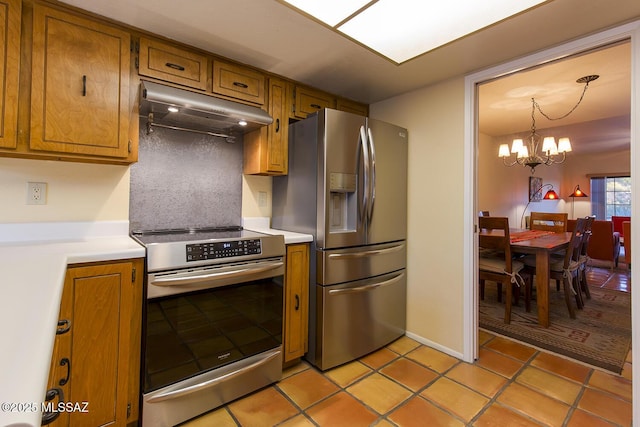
left=186, top=239, right=261, bottom=261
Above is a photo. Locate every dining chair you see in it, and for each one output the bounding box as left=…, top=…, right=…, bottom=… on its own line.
left=478, top=216, right=529, bottom=323
left=523, top=217, right=587, bottom=319
left=530, top=212, right=569, bottom=232
left=623, top=221, right=631, bottom=269
left=577, top=216, right=595, bottom=300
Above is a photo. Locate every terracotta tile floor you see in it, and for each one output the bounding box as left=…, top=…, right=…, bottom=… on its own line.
left=181, top=267, right=631, bottom=427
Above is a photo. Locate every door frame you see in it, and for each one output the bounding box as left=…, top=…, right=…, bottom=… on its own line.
left=463, top=20, right=640, bottom=417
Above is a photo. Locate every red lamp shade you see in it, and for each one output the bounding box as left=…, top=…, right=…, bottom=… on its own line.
left=569, top=185, right=588, bottom=198
left=543, top=189, right=559, bottom=200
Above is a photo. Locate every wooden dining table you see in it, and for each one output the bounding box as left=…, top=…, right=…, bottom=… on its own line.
left=479, top=227, right=572, bottom=327
left=509, top=229, right=572, bottom=327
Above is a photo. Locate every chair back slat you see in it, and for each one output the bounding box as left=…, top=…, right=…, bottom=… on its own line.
left=479, top=216, right=513, bottom=271
left=563, top=217, right=587, bottom=267
left=530, top=212, right=568, bottom=233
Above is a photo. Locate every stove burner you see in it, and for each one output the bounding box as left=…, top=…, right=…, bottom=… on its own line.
left=131, top=225, right=243, bottom=236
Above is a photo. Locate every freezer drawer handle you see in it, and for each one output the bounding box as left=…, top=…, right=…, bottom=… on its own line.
left=328, top=272, right=404, bottom=295
left=151, top=261, right=283, bottom=287
left=327, top=243, right=405, bottom=259
left=146, top=349, right=280, bottom=403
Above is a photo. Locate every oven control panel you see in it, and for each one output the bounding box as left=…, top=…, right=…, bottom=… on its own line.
left=186, top=239, right=262, bottom=262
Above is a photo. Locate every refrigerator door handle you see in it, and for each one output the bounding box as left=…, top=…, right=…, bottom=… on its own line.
left=366, top=127, right=376, bottom=225
left=328, top=272, right=405, bottom=295
left=327, top=243, right=405, bottom=259
left=357, top=125, right=370, bottom=226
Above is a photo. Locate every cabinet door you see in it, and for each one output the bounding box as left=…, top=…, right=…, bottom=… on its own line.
left=244, top=77, right=288, bottom=175
left=30, top=5, right=131, bottom=158
left=284, top=243, right=309, bottom=362
left=292, top=86, right=335, bottom=119
left=0, top=0, right=20, bottom=149
left=48, top=259, right=143, bottom=427
left=138, top=37, right=208, bottom=91
left=212, top=60, right=265, bottom=105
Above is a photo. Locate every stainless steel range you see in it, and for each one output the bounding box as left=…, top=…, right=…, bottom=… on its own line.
left=132, top=226, right=285, bottom=427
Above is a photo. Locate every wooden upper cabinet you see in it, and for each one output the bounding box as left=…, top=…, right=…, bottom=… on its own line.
left=244, top=77, right=288, bottom=175
left=212, top=60, right=265, bottom=105
left=0, top=0, right=20, bottom=149
left=337, top=97, right=368, bottom=117
left=138, top=37, right=208, bottom=91
left=30, top=5, right=131, bottom=159
left=292, top=85, right=336, bottom=119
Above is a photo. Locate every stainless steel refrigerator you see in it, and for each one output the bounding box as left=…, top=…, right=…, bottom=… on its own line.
left=272, top=108, right=407, bottom=370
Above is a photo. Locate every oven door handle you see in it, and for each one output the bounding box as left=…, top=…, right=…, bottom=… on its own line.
left=146, top=349, right=281, bottom=403
left=150, top=261, right=284, bottom=287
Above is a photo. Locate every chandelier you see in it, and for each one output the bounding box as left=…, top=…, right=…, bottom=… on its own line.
left=498, top=75, right=599, bottom=174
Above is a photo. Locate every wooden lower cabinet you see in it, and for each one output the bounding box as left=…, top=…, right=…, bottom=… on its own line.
left=44, top=258, right=143, bottom=427
left=283, top=243, right=309, bottom=364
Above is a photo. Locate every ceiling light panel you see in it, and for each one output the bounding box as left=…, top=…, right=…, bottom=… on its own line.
left=282, top=0, right=370, bottom=26
left=285, top=0, right=547, bottom=64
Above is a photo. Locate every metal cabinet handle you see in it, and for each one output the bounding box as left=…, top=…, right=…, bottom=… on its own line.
left=328, top=272, right=404, bottom=295
left=41, top=387, right=64, bottom=425
left=82, top=75, right=87, bottom=96
left=59, top=358, right=70, bottom=386
left=165, top=62, right=185, bottom=71
left=328, top=243, right=405, bottom=259
left=233, top=81, right=249, bottom=89
left=56, top=319, right=70, bottom=335
left=294, top=294, right=300, bottom=310
left=310, top=103, right=321, bottom=109
left=275, top=118, right=280, bottom=133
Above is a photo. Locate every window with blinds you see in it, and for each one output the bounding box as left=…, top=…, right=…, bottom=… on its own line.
left=590, top=176, right=631, bottom=219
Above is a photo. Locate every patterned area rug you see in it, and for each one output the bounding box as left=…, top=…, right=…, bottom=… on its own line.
left=479, top=278, right=631, bottom=374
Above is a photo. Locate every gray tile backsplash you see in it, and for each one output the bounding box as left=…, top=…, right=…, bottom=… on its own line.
left=129, top=123, right=243, bottom=231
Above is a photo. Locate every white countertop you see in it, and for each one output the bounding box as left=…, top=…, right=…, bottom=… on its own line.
left=242, top=217, right=313, bottom=244
left=0, top=221, right=145, bottom=427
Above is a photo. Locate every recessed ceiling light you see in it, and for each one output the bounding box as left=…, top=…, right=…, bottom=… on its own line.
left=282, top=0, right=546, bottom=64
left=167, top=106, right=179, bottom=113
left=238, top=120, right=248, bottom=126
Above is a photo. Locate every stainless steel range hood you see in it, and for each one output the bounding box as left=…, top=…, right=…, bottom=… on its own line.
left=139, top=80, right=273, bottom=142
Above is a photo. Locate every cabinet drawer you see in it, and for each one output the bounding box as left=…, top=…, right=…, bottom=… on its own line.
left=213, top=60, right=265, bottom=105
left=139, top=37, right=208, bottom=91
left=294, top=86, right=335, bottom=119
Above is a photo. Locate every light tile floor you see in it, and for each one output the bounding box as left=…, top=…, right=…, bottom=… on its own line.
left=181, top=267, right=631, bottom=427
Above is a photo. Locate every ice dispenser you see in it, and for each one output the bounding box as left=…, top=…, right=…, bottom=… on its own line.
left=329, top=172, right=357, bottom=232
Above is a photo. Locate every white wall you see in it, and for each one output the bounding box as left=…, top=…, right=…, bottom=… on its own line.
left=0, top=157, right=273, bottom=224
left=0, top=158, right=130, bottom=223
left=241, top=175, right=272, bottom=218
left=478, top=133, right=630, bottom=222
left=370, top=77, right=466, bottom=356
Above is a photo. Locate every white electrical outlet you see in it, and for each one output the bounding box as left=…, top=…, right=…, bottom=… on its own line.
left=27, top=182, right=47, bottom=205
left=258, top=191, right=267, bottom=207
